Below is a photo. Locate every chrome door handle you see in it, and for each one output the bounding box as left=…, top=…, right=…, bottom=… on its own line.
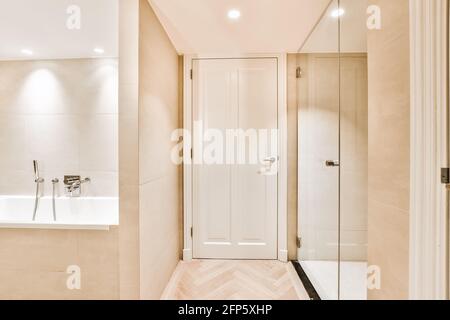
left=325, top=160, right=340, bottom=167
left=258, top=157, right=277, bottom=175
left=263, top=157, right=277, bottom=164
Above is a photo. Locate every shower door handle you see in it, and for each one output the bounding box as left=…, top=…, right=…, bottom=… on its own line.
left=325, top=160, right=340, bottom=167
left=258, top=157, right=277, bottom=175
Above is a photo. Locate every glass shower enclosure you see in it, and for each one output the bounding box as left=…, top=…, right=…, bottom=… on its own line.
left=297, top=0, right=368, bottom=300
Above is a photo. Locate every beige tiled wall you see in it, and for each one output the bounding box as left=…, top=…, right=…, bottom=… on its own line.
left=138, top=0, right=182, bottom=300
left=0, top=59, right=118, bottom=197
left=118, top=0, right=141, bottom=300
left=117, top=0, right=182, bottom=300
left=0, top=58, right=120, bottom=299
left=367, top=0, right=410, bottom=300
left=0, top=228, right=120, bottom=300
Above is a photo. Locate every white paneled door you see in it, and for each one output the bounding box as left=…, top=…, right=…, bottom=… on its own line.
left=192, top=58, right=279, bottom=259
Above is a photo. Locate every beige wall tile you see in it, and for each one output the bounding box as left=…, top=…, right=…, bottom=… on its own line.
left=138, top=4, right=180, bottom=184
left=0, top=269, right=77, bottom=300
left=118, top=185, right=140, bottom=298
left=27, top=115, right=80, bottom=172
left=368, top=201, right=409, bottom=300
left=0, top=59, right=119, bottom=196
left=118, top=0, right=140, bottom=300
left=79, top=171, right=119, bottom=197
left=79, top=114, right=118, bottom=172
left=0, top=59, right=118, bottom=116
left=139, top=174, right=181, bottom=299
left=138, top=0, right=182, bottom=300
left=119, top=115, right=139, bottom=186
left=367, top=0, right=410, bottom=300
left=119, top=0, right=139, bottom=87
left=0, top=228, right=119, bottom=299
left=0, top=115, right=28, bottom=172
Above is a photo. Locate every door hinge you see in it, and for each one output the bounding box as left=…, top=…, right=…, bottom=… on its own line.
left=296, top=237, right=302, bottom=249
left=190, top=227, right=193, bottom=238
left=190, top=69, right=193, bottom=80
left=296, top=67, right=302, bottom=79
left=191, top=148, right=193, bottom=159
left=441, top=168, right=450, bottom=184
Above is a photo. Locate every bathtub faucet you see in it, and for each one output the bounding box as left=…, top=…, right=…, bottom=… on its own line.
left=69, top=177, right=91, bottom=192
left=64, top=176, right=91, bottom=197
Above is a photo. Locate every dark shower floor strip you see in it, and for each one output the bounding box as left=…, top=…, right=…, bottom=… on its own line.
left=292, top=261, right=321, bottom=300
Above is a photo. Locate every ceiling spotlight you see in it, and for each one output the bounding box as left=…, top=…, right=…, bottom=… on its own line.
left=227, top=9, right=241, bottom=20
left=93, top=48, right=105, bottom=54
left=21, top=49, right=33, bottom=55
left=331, top=8, right=345, bottom=18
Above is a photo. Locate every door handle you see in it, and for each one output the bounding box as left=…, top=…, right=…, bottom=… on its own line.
left=325, top=160, right=340, bottom=167
left=258, top=157, right=277, bottom=175
left=263, top=157, right=277, bottom=164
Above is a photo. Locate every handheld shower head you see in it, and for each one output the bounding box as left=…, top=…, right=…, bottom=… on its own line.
left=32, top=160, right=44, bottom=221
left=33, top=160, right=44, bottom=183
left=33, top=160, right=39, bottom=180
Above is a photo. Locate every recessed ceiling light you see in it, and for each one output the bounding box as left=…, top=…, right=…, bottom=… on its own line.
left=331, top=8, right=345, bottom=18
left=227, top=9, right=241, bottom=20
left=93, top=48, right=105, bottom=54
left=21, top=49, right=33, bottom=56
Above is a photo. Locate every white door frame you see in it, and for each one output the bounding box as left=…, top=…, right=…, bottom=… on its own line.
left=182, top=54, right=288, bottom=262
left=409, top=0, right=449, bottom=300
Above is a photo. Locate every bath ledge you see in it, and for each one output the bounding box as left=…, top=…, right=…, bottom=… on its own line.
left=0, top=221, right=118, bottom=231
left=0, top=196, right=119, bottom=231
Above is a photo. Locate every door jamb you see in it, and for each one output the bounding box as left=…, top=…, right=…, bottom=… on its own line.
left=409, top=0, right=449, bottom=300
left=182, top=54, right=288, bottom=262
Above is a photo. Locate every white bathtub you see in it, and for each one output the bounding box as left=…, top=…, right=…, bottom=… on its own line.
left=0, top=196, right=119, bottom=230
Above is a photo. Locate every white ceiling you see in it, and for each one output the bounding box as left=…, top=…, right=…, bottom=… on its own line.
left=0, top=0, right=365, bottom=60
left=148, top=0, right=331, bottom=54
left=0, top=0, right=118, bottom=60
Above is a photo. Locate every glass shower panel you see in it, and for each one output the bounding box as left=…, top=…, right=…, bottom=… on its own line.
left=338, top=0, right=369, bottom=300
left=297, top=0, right=340, bottom=300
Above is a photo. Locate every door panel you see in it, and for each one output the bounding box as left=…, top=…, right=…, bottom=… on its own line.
left=193, top=58, right=278, bottom=259
left=297, top=53, right=340, bottom=300
left=193, top=60, right=235, bottom=250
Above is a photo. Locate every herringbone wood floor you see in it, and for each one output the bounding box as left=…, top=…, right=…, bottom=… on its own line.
left=161, top=260, right=308, bottom=300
